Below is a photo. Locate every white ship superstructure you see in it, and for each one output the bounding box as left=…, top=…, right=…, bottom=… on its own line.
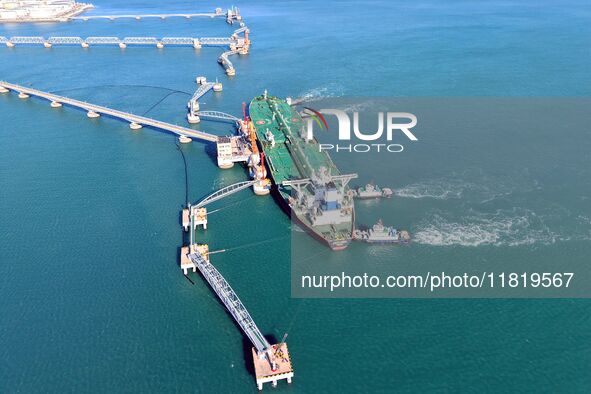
left=0, top=0, right=93, bottom=21
left=290, top=167, right=354, bottom=227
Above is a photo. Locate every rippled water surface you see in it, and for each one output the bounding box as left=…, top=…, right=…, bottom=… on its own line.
left=1, top=0, right=590, bottom=392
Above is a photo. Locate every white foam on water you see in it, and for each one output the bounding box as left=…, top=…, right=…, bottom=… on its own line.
left=394, top=180, right=466, bottom=200
left=394, top=171, right=540, bottom=202
left=336, top=100, right=376, bottom=113
left=412, top=209, right=560, bottom=247
left=294, top=84, right=344, bottom=104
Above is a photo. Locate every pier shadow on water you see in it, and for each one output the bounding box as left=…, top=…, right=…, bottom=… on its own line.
left=204, top=142, right=219, bottom=164
left=241, top=334, right=280, bottom=378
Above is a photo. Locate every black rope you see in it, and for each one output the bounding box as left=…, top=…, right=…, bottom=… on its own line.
left=50, top=84, right=192, bottom=96
left=175, top=137, right=190, bottom=207
left=142, top=90, right=179, bottom=116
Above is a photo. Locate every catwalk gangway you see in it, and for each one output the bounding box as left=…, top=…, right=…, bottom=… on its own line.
left=196, top=110, right=241, bottom=123
left=188, top=252, right=271, bottom=354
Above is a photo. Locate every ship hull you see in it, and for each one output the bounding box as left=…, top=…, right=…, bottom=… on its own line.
left=249, top=94, right=355, bottom=251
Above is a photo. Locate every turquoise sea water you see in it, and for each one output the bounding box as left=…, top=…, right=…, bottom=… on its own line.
left=1, top=0, right=590, bottom=392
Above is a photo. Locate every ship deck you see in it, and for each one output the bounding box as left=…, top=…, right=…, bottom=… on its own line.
left=249, top=96, right=340, bottom=183
left=248, top=95, right=354, bottom=248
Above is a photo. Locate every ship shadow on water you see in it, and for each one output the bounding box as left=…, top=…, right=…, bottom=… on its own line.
left=356, top=223, right=370, bottom=232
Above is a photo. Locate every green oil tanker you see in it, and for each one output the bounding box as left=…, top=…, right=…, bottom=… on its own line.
left=248, top=92, right=357, bottom=250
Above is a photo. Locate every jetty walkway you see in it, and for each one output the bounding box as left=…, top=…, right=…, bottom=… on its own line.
left=188, top=251, right=271, bottom=353
left=187, top=180, right=272, bottom=355
left=0, top=81, right=218, bottom=143
left=184, top=181, right=269, bottom=353
left=0, top=35, right=233, bottom=48
left=72, top=12, right=220, bottom=21
left=0, top=6, right=250, bottom=75
left=181, top=179, right=295, bottom=388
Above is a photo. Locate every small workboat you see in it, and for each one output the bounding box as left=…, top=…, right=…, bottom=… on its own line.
left=353, top=219, right=410, bottom=244
left=352, top=183, right=393, bottom=199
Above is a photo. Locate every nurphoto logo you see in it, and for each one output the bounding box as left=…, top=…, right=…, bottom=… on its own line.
left=304, top=108, right=418, bottom=153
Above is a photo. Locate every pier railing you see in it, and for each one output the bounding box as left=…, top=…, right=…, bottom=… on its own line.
left=193, top=180, right=257, bottom=209
left=0, top=35, right=232, bottom=47
left=188, top=252, right=271, bottom=354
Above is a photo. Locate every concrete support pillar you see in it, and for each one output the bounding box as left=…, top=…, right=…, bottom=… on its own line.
left=187, top=113, right=200, bottom=124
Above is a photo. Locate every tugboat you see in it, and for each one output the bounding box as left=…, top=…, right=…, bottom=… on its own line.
left=353, top=219, right=410, bottom=244
left=352, top=183, right=393, bottom=199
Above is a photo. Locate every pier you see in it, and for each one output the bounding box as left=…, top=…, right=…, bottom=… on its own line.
left=72, top=12, right=221, bottom=21
left=186, top=77, right=232, bottom=124
left=188, top=251, right=294, bottom=389
left=182, top=180, right=294, bottom=389
left=0, top=35, right=233, bottom=48
left=0, top=6, right=250, bottom=74
left=2, top=6, right=286, bottom=386
left=0, top=6, right=229, bottom=23
left=69, top=7, right=230, bottom=22
left=0, top=30, right=248, bottom=73
left=218, top=50, right=239, bottom=75
left=186, top=78, right=216, bottom=123
left=0, top=81, right=218, bottom=143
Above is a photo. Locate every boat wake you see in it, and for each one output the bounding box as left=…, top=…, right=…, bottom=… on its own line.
left=412, top=209, right=591, bottom=247
left=394, top=171, right=541, bottom=202
left=394, top=179, right=466, bottom=200
left=293, top=84, right=344, bottom=104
